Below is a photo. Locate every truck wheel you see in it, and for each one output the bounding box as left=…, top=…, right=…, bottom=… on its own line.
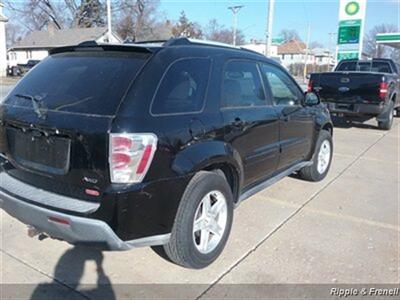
left=298, top=130, right=332, bottom=182
left=163, top=171, right=234, bottom=269
left=378, top=102, right=394, bottom=130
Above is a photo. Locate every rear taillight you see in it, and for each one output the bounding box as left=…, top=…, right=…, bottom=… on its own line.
left=379, top=82, right=388, bottom=100
left=307, top=80, right=313, bottom=92
left=109, top=133, right=157, bottom=183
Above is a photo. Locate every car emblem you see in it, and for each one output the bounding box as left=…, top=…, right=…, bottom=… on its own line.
left=83, top=177, right=98, bottom=184
left=338, top=87, right=350, bottom=93
left=340, top=77, right=350, bottom=83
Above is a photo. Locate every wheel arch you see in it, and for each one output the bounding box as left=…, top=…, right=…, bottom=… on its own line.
left=171, top=140, right=244, bottom=202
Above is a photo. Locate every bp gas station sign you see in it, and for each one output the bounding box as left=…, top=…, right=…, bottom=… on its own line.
left=337, top=0, right=367, bottom=61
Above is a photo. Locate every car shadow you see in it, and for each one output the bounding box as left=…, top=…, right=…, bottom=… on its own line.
left=331, top=116, right=380, bottom=130
left=30, top=246, right=115, bottom=300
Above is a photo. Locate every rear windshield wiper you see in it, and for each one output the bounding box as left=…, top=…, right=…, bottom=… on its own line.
left=14, top=93, right=47, bottom=119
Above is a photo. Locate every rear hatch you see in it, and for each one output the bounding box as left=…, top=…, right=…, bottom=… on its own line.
left=312, top=72, right=384, bottom=104
left=0, top=48, right=150, bottom=201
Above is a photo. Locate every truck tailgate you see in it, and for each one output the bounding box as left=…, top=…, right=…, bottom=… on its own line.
left=312, top=72, right=383, bottom=104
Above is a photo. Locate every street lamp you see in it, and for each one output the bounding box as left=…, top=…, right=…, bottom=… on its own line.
left=228, top=5, right=244, bottom=46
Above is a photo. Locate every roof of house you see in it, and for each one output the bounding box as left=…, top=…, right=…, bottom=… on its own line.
left=277, top=40, right=306, bottom=55
left=10, top=27, right=116, bottom=50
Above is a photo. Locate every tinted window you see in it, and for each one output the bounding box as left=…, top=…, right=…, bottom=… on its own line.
left=221, top=61, right=266, bottom=108
left=260, top=64, right=302, bottom=106
left=371, top=62, right=392, bottom=73
left=358, top=62, right=371, bottom=71
left=151, top=58, right=210, bottom=115
left=7, top=52, right=148, bottom=115
left=336, top=61, right=357, bottom=71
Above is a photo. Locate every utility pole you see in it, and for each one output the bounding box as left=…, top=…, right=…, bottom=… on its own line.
left=265, top=0, right=275, bottom=56
left=328, top=32, right=337, bottom=68
left=107, top=0, right=112, bottom=42
left=303, top=22, right=311, bottom=82
left=228, top=5, right=244, bottom=46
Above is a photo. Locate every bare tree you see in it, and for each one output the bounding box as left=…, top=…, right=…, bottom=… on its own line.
left=279, top=29, right=301, bottom=42
left=5, top=22, right=23, bottom=48
left=5, top=0, right=107, bottom=31
left=364, top=23, right=399, bottom=61
left=204, top=19, right=245, bottom=45
left=115, top=0, right=163, bottom=41
left=309, top=41, right=323, bottom=49
left=171, top=11, right=202, bottom=39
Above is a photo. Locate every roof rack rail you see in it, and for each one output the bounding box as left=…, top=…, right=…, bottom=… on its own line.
left=164, top=37, right=240, bottom=49
left=78, top=40, right=98, bottom=46
left=163, top=38, right=265, bottom=58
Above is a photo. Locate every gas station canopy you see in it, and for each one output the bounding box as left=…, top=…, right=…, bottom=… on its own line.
left=376, top=33, right=400, bottom=49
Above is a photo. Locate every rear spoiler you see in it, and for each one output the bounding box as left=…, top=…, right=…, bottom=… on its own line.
left=49, top=40, right=157, bottom=55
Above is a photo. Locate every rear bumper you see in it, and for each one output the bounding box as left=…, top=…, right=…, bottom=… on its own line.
left=326, top=102, right=384, bottom=117
left=0, top=173, right=171, bottom=250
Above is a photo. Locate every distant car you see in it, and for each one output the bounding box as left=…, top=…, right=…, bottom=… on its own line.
left=309, top=58, right=400, bottom=130
left=8, top=60, right=41, bottom=77
left=0, top=38, right=333, bottom=269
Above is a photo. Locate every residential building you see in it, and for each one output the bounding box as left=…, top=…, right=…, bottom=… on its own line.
left=312, top=48, right=334, bottom=67
left=277, top=39, right=315, bottom=68
left=7, top=27, right=121, bottom=68
left=0, top=2, right=7, bottom=76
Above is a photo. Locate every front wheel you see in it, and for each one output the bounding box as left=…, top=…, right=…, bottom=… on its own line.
left=298, top=130, right=333, bottom=182
left=163, top=171, right=234, bottom=269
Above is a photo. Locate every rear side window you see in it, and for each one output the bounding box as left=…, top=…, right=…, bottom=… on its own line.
left=221, top=60, right=266, bottom=108
left=7, top=52, right=148, bottom=116
left=336, top=61, right=357, bottom=71
left=371, top=62, right=392, bottom=73
left=151, top=58, right=211, bottom=115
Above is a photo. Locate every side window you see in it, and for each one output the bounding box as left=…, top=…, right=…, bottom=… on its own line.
left=151, top=58, right=210, bottom=115
left=260, top=64, right=302, bottom=106
left=221, top=60, right=266, bottom=108
left=371, top=62, right=392, bottom=73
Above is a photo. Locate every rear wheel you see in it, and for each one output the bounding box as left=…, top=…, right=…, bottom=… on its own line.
left=298, top=130, right=333, bottom=182
left=378, top=102, right=394, bottom=130
left=163, top=171, right=234, bottom=269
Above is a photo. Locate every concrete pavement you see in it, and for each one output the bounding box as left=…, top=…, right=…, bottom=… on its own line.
left=0, top=95, right=399, bottom=298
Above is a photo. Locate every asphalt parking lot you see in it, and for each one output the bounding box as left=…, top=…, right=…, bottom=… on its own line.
left=0, top=83, right=399, bottom=299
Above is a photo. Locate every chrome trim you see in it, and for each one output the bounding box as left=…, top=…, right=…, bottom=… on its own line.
left=237, top=161, right=312, bottom=205
left=0, top=172, right=99, bottom=214
left=0, top=188, right=170, bottom=250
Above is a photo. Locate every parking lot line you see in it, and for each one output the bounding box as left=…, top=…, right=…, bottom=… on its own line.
left=263, top=197, right=399, bottom=232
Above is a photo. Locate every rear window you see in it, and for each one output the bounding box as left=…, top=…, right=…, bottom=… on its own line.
left=6, top=51, right=148, bottom=116
left=336, top=60, right=392, bottom=73
left=371, top=62, right=392, bottom=73
left=151, top=58, right=211, bottom=115
left=336, top=61, right=357, bottom=71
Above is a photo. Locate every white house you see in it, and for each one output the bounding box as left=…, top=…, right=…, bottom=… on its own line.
left=7, top=26, right=121, bottom=68
left=277, top=40, right=316, bottom=68
left=312, top=48, right=334, bottom=67
left=0, top=2, right=8, bottom=77
left=241, top=42, right=278, bottom=57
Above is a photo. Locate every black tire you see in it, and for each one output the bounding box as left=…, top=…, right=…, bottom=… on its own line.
left=163, top=171, right=234, bottom=269
left=378, top=102, right=394, bottom=130
left=298, top=130, right=333, bottom=182
left=395, top=107, right=400, bottom=118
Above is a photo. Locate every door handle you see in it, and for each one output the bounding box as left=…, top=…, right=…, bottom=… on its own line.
left=232, top=117, right=244, bottom=127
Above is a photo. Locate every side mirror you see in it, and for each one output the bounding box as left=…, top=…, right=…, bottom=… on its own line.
left=306, top=73, right=311, bottom=80
left=304, top=92, right=320, bottom=106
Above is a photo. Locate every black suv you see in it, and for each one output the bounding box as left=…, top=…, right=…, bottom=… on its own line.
left=0, top=38, right=333, bottom=269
